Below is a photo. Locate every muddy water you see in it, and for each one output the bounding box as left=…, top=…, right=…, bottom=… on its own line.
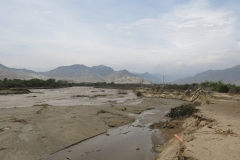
left=43, top=99, right=184, bottom=160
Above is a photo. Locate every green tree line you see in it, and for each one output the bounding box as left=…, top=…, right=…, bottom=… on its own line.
left=200, top=80, right=240, bottom=94
left=0, top=78, right=71, bottom=90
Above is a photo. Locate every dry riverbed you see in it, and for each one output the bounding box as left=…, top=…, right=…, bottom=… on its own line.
left=0, top=87, right=174, bottom=160
left=1, top=87, right=240, bottom=160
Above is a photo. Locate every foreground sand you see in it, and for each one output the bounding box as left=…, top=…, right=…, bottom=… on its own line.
left=1, top=86, right=240, bottom=160
left=0, top=87, right=161, bottom=160
left=154, top=94, right=240, bottom=160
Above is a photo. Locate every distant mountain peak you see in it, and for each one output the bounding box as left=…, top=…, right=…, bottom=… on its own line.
left=143, top=72, right=150, bottom=75
left=234, top=64, right=240, bottom=68
left=118, top=69, right=133, bottom=76
left=0, top=64, right=6, bottom=68
left=90, top=65, right=115, bottom=76
left=133, top=72, right=162, bottom=84
left=121, top=69, right=130, bottom=72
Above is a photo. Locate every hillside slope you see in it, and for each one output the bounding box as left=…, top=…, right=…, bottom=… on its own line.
left=173, top=65, right=240, bottom=85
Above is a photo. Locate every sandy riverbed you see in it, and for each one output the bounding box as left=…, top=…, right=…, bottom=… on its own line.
left=1, top=87, right=240, bottom=160
left=0, top=87, right=172, bottom=160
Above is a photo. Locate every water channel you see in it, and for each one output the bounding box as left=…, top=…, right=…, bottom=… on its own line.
left=43, top=99, right=184, bottom=160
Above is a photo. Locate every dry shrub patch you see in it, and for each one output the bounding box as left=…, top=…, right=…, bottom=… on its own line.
left=166, top=103, right=198, bottom=120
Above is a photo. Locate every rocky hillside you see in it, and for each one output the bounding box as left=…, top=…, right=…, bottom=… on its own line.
left=91, top=65, right=115, bottom=76
left=41, top=64, right=105, bottom=82
left=0, top=64, right=46, bottom=80
left=105, top=70, right=151, bottom=84
left=173, top=65, right=240, bottom=85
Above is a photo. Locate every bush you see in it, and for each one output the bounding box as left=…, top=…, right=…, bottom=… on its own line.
left=215, top=85, right=229, bottom=93
left=121, top=107, right=127, bottom=111
left=166, top=103, right=198, bottom=119
left=228, top=86, right=240, bottom=94
left=97, top=110, right=108, bottom=114
left=136, top=91, right=142, bottom=97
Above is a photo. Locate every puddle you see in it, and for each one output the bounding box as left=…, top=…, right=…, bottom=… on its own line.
left=42, top=99, right=186, bottom=160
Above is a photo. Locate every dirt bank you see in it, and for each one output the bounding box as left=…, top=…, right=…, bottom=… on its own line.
left=154, top=96, right=240, bottom=160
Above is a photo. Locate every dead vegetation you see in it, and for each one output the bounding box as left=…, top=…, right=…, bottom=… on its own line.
left=192, top=114, right=214, bottom=128
left=12, top=117, right=27, bottom=124
left=214, top=129, right=238, bottom=136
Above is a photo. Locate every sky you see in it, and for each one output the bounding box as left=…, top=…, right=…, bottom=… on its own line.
left=0, top=0, right=240, bottom=76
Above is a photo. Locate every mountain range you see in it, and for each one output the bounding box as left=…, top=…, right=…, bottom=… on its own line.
left=1, top=64, right=240, bottom=85
left=0, top=64, right=151, bottom=84
left=133, top=73, right=190, bottom=84
left=172, top=65, right=240, bottom=85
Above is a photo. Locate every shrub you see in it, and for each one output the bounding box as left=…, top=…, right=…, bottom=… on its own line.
left=228, top=86, right=240, bottom=94
left=215, top=85, right=229, bottom=93
left=166, top=103, right=198, bottom=119
left=97, top=110, right=110, bottom=114
left=136, top=91, right=142, bottom=97
left=121, top=107, right=127, bottom=111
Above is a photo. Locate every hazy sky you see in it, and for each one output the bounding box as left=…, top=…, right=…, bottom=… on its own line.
left=1, top=0, right=240, bottom=75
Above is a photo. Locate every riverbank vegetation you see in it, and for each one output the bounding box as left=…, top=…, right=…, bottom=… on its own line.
left=0, top=78, right=71, bottom=90
left=200, top=81, right=240, bottom=94
left=73, top=82, right=149, bottom=90
left=166, top=103, right=198, bottom=120
left=1, top=78, right=239, bottom=94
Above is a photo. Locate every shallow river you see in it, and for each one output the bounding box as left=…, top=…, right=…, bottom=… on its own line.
left=43, top=99, right=184, bottom=160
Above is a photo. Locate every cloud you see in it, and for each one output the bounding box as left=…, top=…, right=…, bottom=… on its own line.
left=44, top=11, right=54, bottom=14
left=104, top=0, right=239, bottom=74
left=0, top=0, right=239, bottom=74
